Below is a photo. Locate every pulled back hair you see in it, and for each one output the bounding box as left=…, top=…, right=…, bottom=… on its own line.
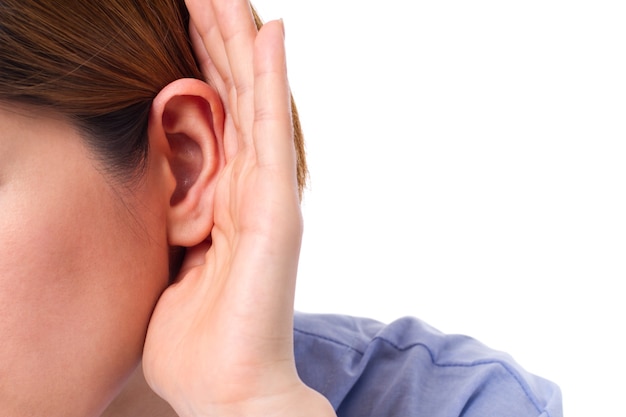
left=0, top=0, right=307, bottom=194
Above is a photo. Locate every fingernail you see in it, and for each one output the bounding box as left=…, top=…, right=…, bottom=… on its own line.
left=279, top=18, right=285, bottom=38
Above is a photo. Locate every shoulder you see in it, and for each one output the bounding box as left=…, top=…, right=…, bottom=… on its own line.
left=294, top=312, right=562, bottom=417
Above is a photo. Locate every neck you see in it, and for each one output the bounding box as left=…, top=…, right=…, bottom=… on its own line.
left=101, top=364, right=177, bottom=417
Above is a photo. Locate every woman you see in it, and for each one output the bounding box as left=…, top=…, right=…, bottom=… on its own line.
left=0, top=1, right=561, bottom=416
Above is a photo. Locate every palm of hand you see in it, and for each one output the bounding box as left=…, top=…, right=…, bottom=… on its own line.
left=144, top=131, right=302, bottom=407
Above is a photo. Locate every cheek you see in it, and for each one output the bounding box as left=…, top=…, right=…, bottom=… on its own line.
left=0, top=176, right=170, bottom=415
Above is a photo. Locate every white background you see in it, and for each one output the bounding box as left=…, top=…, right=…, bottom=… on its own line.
left=254, top=1, right=625, bottom=416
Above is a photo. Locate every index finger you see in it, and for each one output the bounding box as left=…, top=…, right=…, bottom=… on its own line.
left=186, top=0, right=257, bottom=134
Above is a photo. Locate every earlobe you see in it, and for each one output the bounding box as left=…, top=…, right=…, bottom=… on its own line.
left=148, top=78, right=225, bottom=247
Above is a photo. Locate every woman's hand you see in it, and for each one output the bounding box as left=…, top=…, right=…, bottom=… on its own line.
left=142, top=1, right=334, bottom=416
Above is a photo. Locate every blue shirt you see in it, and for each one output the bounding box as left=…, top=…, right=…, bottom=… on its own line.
left=294, top=312, right=562, bottom=417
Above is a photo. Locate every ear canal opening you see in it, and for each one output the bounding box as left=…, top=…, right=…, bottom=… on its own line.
left=168, top=132, right=203, bottom=206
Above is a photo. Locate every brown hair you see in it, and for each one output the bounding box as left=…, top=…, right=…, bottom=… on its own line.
left=0, top=0, right=307, bottom=195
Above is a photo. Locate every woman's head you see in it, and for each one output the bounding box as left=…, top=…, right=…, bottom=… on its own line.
left=0, top=0, right=306, bottom=187
left=0, top=1, right=305, bottom=416
left=0, top=0, right=202, bottom=181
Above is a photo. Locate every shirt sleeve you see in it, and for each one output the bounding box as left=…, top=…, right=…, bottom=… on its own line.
left=293, top=312, right=562, bottom=417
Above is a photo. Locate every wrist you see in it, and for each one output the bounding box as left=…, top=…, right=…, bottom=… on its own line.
left=179, top=383, right=335, bottom=417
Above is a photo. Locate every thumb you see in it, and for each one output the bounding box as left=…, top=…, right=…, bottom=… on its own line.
left=174, top=238, right=212, bottom=281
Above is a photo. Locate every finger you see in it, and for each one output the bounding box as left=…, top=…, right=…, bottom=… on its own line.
left=186, top=1, right=237, bottom=117
left=189, top=22, right=227, bottom=102
left=190, top=23, right=239, bottom=161
left=186, top=0, right=231, bottom=82
left=187, top=2, right=249, bottom=156
left=206, top=0, right=257, bottom=141
left=253, top=20, right=296, bottom=179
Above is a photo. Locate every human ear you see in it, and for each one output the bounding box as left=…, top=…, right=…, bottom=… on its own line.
left=148, top=78, right=225, bottom=247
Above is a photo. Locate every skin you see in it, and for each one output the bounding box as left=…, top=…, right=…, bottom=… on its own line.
left=1, top=0, right=336, bottom=415
left=142, top=2, right=336, bottom=413
left=0, top=104, right=171, bottom=416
